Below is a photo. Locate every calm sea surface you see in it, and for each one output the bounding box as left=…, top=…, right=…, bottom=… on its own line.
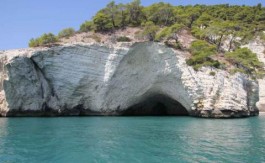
left=0, top=116, right=265, bottom=163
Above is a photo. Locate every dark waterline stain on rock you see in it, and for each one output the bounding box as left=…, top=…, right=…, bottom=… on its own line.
left=121, top=94, right=189, bottom=116
left=2, top=94, right=189, bottom=117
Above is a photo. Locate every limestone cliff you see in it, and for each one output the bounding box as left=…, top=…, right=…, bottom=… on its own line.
left=243, top=40, right=265, bottom=112
left=0, top=42, right=259, bottom=118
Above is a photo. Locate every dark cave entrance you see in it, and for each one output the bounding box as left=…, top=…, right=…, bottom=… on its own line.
left=121, top=94, right=189, bottom=116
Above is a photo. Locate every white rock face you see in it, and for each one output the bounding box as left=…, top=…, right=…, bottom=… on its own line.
left=243, top=40, right=265, bottom=112
left=0, top=42, right=259, bottom=117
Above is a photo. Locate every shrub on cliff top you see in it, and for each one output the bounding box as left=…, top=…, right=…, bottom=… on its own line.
left=79, top=21, right=94, bottom=32
left=58, top=28, right=75, bottom=38
left=141, top=21, right=159, bottom=41
left=29, top=33, right=58, bottom=47
left=93, top=12, right=114, bottom=32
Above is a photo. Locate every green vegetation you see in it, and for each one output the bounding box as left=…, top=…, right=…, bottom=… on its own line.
left=186, top=40, right=220, bottom=70
left=30, top=1, right=265, bottom=45
left=164, top=40, right=182, bottom=50
left=29, top=33, right=58, bottom=47
left=58, top=28, right=75, bottom=38
left=93, top=12, right=114, bottom=32
left=82, top=0, right=265, bottom=49
left=209, top=71, right=216, bottom=76
left=28, top=1, right=265, bottom=79
left=225, top=48, right=264, bottom=78
left=80, top=21, right=93, bottom=32
left=117, top=36, right=131, bottom=42
left=143, top=2, right=175, bottom=26
left=155, top=23, right=185, bottom=41
left=30, top=1, right=265, bottom=42
left=142, top=21, right=159, bottom=41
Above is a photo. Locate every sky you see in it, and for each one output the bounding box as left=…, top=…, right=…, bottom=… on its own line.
left=1, top=0, right=264, bottom=50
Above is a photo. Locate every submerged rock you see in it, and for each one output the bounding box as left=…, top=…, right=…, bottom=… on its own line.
left=0, top=42, right=259, bottom=118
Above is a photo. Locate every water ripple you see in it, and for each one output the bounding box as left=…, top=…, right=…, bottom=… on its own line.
left=0, top=117, right=265, bottom=162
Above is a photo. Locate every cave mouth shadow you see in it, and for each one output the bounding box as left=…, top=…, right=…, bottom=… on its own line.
left=121, top=94, right=189, bottom=116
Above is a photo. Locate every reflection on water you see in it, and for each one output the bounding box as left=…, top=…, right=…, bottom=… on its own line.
left=0, top=116, right=265, bottom=162
left=0, top=118, right=8, bottom=159
left=0, top=118, right=7, bottom=137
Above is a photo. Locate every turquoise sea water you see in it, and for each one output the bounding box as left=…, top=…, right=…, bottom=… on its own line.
left=0, top=116, right=265, bottom=163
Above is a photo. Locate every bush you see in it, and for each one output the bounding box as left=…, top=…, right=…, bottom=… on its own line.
left=186, top=40, right=219, bottom=70
left=29, top=38, right=40, bottom=48
left=142, top=21, right=159, bottom=41
left=191, top=27, right=206, bottom=39
left=29, top=33, right=58, bottom=47
left=190, top=40, right=216, bottom=55
left=155, top=27, right=171, bottom=41
left=58, top=28, right=75, bottom=39
left=225, top=47, right=265, bottom=78
left=117, top=36, right=131, bottom=42
left=80, top=21, right=94, bottom=32
left=209, top=71, right=216, bottom=76
left=164, top=40, right=182, bottom=50
left=93, top=12, right=114, bottom=32
left=155, top=23, right=184, bottom=41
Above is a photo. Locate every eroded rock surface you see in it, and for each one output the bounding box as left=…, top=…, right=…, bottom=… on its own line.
left=0, top=42, right=259, bottom=118
left=243, top=40, right=265, bottom=112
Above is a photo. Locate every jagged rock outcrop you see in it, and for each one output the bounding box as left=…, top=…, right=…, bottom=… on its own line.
left=0, top=42, right=259, bottom=118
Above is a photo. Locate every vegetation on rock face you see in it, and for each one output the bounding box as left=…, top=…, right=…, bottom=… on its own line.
left=225, top=48, right=265, bottom=78
left=193, top=21, right=240, bottom=52
left=117, top=36, right=131, bottom=42
left=29, top=33, right=58, bottom=47
left=141, top=21, right=159, bottom=41
left=143, top=2, right=175, bottom=26
left=29, top=1, right=265, bottom=43
left=28, top=1, right=265, bottom=78
left=80, top=21, right=94, bottom=32
left=29, top=1, right=265, bottom=45
left=93, top=12, right=114, bottom=32
left=209, top=71, right=216, bottom=76
left=58, top=28, right=75, bottom=38
left=186, top=40, right=220, bottom=70
left=155, top=23, right=185, bottom=41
